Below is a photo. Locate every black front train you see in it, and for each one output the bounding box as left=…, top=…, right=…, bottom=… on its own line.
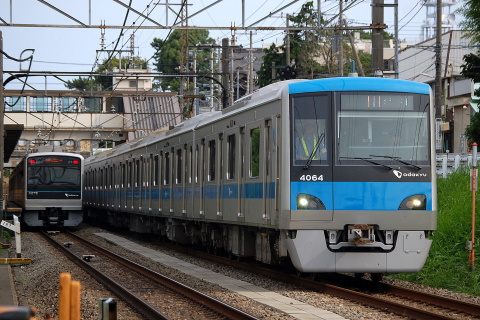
left=8, top=152, right=84, bottom=227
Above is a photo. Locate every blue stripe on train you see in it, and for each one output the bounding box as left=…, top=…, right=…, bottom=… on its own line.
left=290, top=181, right=432, bottom=210
left=108, top=182, right=275, bottom=201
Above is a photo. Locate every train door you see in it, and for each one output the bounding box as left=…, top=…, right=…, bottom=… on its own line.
left=244, top=120, right=264, bottom=224
left=173, top=146, right=184, bottom=217
left=152, top=154, right=160, bottom=214
left=147, top=154, right=153, bottom=213
left=122, top=161, right=127, bottom=211
left=141, top=156, right=147, bottom=214
left=222, top=127, right=239, bottom=221
left=217, top=133, right=223, bottom=220
left=115, top=163, right=121, bottom=210
left=185, top=144, right=194, bottom=217
left=127, top=159, right=134, bottom=210
left=239, top=127, right=246, bottom=221
left=163, top=149, right=173, bottom=215
left=264, top=117, right=279, bottom=225
left=204, top=135, right=218, bottom=220
left=193, top=141, right=204, bottom=219
left=157, top=152, right=163, bottom=214
left=108, top=165, right=114, bottom=209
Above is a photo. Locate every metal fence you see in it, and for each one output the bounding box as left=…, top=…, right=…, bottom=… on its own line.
left=436, top=153, right=473, bottom=178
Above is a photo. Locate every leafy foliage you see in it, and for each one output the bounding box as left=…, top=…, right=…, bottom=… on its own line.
left=457, top=0, right=480, bottom=45
left=257, top=44, right=286, bottom=87
left=461, top=53, right=480, bottom=97
left=257, top=1, right=372, bottom=86
left=465, top=109, right=480, bottom=146
left=64, top=77, right=99, bottom=91
left=150, top=29, right=216, bottom=92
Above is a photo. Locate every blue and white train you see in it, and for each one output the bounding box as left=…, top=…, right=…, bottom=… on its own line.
left=84, top=77, right=436, bottom=275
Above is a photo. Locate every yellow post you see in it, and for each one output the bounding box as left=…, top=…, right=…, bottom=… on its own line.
left=70, top=280, right=81, bottom=320
left=58, top=273, right=71, bottom=320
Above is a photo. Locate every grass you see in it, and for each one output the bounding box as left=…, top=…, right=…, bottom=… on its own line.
left=392, top=168, right=480, bottom=295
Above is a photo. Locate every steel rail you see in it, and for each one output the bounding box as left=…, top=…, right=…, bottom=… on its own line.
left=64, top=231, right=261, bottom=320
left=162, top=241, right=480, bottom=320
left=40, top=231, right=171, bottom=320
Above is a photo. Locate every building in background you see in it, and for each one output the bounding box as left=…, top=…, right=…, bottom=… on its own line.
left=3, top=70, right=182, bottom=168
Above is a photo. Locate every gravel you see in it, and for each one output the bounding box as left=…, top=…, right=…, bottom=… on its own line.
left=4, top=224, right=480, bottom=320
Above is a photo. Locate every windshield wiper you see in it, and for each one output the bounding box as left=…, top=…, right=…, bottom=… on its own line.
left=339, top=156, right=393, bottom=170
left=369, top=155, right=422, bottom=170
left=304, top=133, right=325, bottom=169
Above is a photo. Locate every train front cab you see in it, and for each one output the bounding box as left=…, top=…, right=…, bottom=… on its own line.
left=284, top=78, right=437, bottom=273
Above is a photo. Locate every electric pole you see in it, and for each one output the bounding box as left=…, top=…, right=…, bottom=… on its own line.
left=435, top=0, right=443, bottom=119
left=0, top=31, right=4, bottom=213
left=372, top=0, right=385, bottom=75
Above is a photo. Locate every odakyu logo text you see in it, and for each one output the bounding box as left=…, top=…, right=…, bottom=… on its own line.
left=393, top=170, right=427, bottom=179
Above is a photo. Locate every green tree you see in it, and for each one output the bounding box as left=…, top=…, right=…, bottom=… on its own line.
left=289, top=1, right=322, bottom=79
left=461, top=53, right=480, bottom=96
left=151, top=29, right=216, bottom=92
left=457, top=1, right=480, bottom=45
left=465, top=111, right=480, bottom=146
left=257, top=1, right=371, bottom=85
left=65, top=76, right=99, bottom=91
left=257, top=43, right=286, bottom=87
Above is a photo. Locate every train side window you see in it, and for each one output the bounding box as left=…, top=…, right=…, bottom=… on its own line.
left=184, top=144, right=188, bottom=184
left=164, top=152, right=170, bottom=185
left=250, top=127, right=260, bottom=178
left=153, top=155, right=159, bottom=187
left=128, top=161, right=132, bottom=188
left=188, top=145, right=193, bottom=184
left=195, top=144, right=199, bottom=184
left=176, top=148, right=182, bottom=184
left=135, top=159, right=140, bottom=187
left=122, top=163, right=126, bottom=188
left=109, top=166, right=113, bottom=189
left=227, top=134, right=236, bottom=180
left=208, top=139, right=216, bottom=181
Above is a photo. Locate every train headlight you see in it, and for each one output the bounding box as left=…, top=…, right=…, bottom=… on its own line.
left=296, top=193, right=326, bottom=210
left=399, top=194, right=426, bottom=210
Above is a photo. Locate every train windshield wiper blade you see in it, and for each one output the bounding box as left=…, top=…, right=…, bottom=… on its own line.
left=304, top=133, right=325, bottom=169
left=339, top=156, right=393, bottom=170
left=369, top=155, right=422, bottom=170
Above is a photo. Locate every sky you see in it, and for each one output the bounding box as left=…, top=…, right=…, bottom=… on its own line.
left=0, top=0, right=465, bottom=90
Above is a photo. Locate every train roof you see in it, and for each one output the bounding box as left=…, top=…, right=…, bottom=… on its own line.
left=288, top=77, right=430, bottom=95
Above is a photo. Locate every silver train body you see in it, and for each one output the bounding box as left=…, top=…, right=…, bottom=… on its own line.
left=84, top=78, right=437, bottom=274
left=8, top=152, right=84, bottom=227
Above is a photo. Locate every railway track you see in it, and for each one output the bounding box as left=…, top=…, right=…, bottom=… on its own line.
left=153, top=238, right=480, bottom=320
left=40, top=231, right=261, bottom=320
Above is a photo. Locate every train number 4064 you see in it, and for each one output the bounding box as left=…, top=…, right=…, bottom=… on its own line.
left=299, top=174, right=323, bottom=181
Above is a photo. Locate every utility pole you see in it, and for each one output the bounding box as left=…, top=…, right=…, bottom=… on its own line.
left=435, top=0, right=443, bottom=119
left=286, top=14, right=290, bottom=67
left=338, top=0, right=343, bottom=76
left=0, top=31, right=4, bottom=214
left=371, top=0, right=384, bottom=75
left=221, top=38, right=230, bottom=108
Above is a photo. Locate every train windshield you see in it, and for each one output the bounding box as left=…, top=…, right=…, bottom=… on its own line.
left=291, top=94, right=330, bottom=166
left=337, top=92, right=430, bottom=165
left=27, top=156, right=82, bottom=186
